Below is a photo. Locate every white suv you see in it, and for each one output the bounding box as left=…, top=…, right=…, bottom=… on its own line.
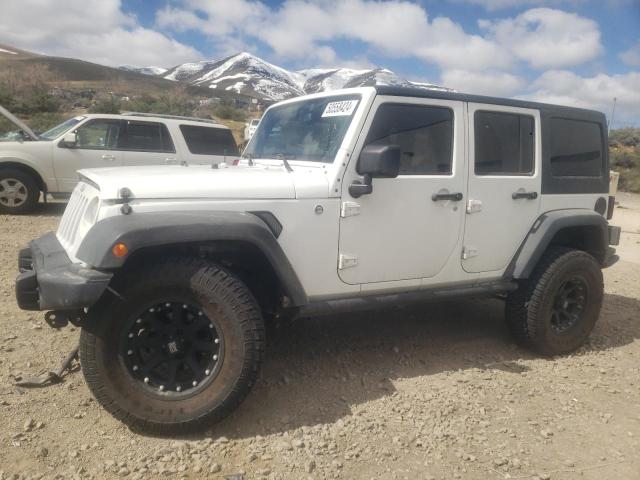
left=16, top=87, right=621, bottom=434
left=244, top=118, right=260, bottom=142
left=0, top=108, right=238, bottom=213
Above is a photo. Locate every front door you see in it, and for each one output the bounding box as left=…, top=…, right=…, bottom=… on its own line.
left=462, top=104, right=541, bottom=273
left=54, top=118, right=123, bottom=192
left=338, top=96, right=466, bottom=285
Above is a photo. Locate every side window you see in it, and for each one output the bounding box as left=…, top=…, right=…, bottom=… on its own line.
left=119, top=121, right=175, bottom=152
left=550, top=118, right=602, bottom=177
left=474, top=111, right=534, bottom=175
left=364, top=103, right=453, bottom=175
left=75, top=120, right=121, bottom=149
left=179, top=125, right=239, bottom=156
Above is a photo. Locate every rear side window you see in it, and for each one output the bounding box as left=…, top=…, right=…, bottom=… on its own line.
left=474, top=111, right=534, bottom=175
left=119, top=121, right=175, bottom=152
left=180, top=125, right=239, bottom=156
left=550, top=118, right=603, bottom=177
left=365, top=103, right=454, bottom=175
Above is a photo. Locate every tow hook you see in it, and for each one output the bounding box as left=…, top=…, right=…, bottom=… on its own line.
left=44, top=309, right=86, bottom=329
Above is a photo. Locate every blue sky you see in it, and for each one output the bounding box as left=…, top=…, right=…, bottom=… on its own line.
left=0, top=1, right=638, bottom=125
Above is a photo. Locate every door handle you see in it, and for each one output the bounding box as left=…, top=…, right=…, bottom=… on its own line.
left=432, top=192, right=463, bottom=202
left=512, top=191, right=538, bottom=200
left=165, top=157, right=178, bottom=164
left=101, top=154, right=115, bottom=161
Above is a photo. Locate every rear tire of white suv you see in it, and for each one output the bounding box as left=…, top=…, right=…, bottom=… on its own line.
left=0, top=169, right=39, bottom=215
left=80, top=257, right=265, bottom=434
left=505, top=247, right=603, bottom=356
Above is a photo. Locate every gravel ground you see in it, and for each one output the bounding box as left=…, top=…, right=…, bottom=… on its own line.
left=1, top=197, right=639, bottom=480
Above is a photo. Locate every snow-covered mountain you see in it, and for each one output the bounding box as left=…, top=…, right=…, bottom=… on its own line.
left=119, top=65, right=168, bottom=76
left=163, top=52, right=449, bottom=101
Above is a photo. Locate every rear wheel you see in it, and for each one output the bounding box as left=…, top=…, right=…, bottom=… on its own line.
left=0, top=169, right=40, bottom=214
left=80, top=258, right=265, bottom=434
left=505, top=247, right=603, bottom=356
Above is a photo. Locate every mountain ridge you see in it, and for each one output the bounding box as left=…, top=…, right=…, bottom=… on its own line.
left=161, top=52, right=450, bottom=101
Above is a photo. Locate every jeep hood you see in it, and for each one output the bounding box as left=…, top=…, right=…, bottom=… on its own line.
left=0, top=105, right=38, bottom=140
left=78, top=164, right=330, bottom=200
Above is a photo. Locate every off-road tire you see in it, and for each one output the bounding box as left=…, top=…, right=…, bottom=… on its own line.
left=0, top=168, right=40, bottom=214
left=79, top=258, right=265, bottom=435
left=505, top=247, right=603, bottom=356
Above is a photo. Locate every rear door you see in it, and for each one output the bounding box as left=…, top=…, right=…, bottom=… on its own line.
left=462, top=104, right=541, bottom=273
left=53, top=118, right=124, bottom=192
left=120, top=120, right=177, bottom=166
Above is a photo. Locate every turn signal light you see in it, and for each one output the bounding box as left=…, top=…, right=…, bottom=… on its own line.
left=112, top=243, right=129, bottom=258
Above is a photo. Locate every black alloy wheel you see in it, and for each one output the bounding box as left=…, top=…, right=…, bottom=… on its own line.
left=122, top=301, right=224, bottom=396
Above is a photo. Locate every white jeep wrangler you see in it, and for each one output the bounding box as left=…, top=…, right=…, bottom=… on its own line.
left=0, top=108, right=238, bottom=214
left=16, top=87, right=621, bottom=434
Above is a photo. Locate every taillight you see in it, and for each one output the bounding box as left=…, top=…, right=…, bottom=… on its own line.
left=608, top=170, right=619, bottom=220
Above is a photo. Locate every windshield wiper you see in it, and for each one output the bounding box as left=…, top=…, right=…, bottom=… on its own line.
left=276, top=153, right=294, bottom=173
left=241, top=153, right=255, bottom=166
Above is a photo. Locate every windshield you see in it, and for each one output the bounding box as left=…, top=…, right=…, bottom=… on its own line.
left=244, top=94, right=361, bottom=163
left=39, top=117, right=84, bottom=140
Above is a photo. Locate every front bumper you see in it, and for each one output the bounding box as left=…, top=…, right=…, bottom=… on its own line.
left=15, top=232, right=112, bottom=311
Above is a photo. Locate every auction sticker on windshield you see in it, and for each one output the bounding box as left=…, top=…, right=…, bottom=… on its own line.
left=322, top=100, right=359, bottom=117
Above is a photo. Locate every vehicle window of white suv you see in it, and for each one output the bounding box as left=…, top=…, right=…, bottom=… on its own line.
left=76, top=119, right=122, bottom=149
left=364, top=103, right=454, bottom=175
left=475, top=111, right=534, bottom=176
left=179, top=125, right=239, bottom=156
left=119, top=121, right=175, bottom=152
left=244, top=94, right=361, bottom=163
left=40, top=117, right=84, bottom=140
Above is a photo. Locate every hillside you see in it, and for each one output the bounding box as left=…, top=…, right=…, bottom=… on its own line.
left=610, top=128, right=640, bottom=193
left=0, top=43, right=180, bottom=95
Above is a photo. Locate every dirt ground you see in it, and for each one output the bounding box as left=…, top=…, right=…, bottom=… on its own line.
left=1, top=195, right=639, bottom=480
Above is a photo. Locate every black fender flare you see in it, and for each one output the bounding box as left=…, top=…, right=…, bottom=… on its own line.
left=506, top=209, right=608, bottom=280
left=75, top=211, right=307, bottom=306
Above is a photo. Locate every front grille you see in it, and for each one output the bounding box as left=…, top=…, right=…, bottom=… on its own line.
left=57, top=185, right=91, bottom=251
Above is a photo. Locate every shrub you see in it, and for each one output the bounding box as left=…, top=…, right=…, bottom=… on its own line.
left=89, top=95, right=121, bottom=114
left=211, top=104, right=247, bottom=122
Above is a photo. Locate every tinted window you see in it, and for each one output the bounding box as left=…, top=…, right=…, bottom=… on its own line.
left=550, top=118, right=602, bottom=177
left=365, top=104, right=453, bottom=175
left=75, top=120, right=121, bottom=149
left=180, top=125, right=239, bottom=156
left=474, top=111, right=534, bottom=175
left=119, top=121, right=174, bottom=152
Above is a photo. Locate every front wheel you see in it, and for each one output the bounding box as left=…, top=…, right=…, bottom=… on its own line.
left=0, top=169, right=40, bottom=214
left=505, top=247, right=604, bottom=356
left=80, top=258, right=265, bottom=434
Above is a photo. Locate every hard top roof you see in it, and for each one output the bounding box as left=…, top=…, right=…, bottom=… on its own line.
left=374, top=85, right=604, bottom=118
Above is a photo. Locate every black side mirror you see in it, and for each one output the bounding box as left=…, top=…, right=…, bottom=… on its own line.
left=349, top=144, right=401, bottom=198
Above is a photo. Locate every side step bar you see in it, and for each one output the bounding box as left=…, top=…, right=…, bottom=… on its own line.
left=299, top=280, right=517, bottom=318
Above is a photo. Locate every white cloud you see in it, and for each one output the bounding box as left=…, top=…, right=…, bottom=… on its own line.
left=450, top=0, right=583, bottom=11
left=620, top=42, right=640, bottom=67
left=481, top=8, right=603, bottom=69
left=159, top=0, right=512, bottom=70
left=524, top=70, right=640, bottom=125
left=0, top=0, right=201, bottom=67
left=441, top=69, right=525, bottom=96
